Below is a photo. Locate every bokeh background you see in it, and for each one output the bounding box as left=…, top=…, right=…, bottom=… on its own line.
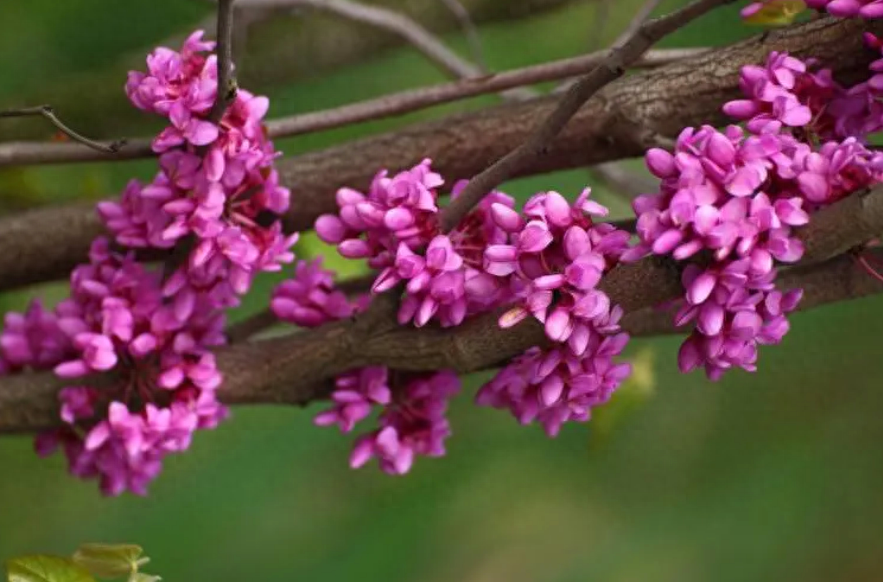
left=2, top=1, right=883, bottom=580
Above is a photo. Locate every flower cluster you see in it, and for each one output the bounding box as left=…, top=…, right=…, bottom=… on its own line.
left=0, top=300, right=72, bottom=375
left=9, top=239, right=227, bottom=495
left=106, top=29, right=297, bottom=310
left=317, top=162, right=512, bottom=327
left=271, top=258, right=368, bottom=327
left=476, top=189, right=633, bottom=433
left=320, top=366, right=461, bottom=476
left=350, top=371, right=460, bottom=475
left=630, top=46, right=883, bottom=378
left=0, top=30, right=294, bottom=495
left=310, top=163, right=634, bottom=437
left=723, top=41, right=883, bottom=141
left=271, top=258, right=459, bottom=474
left=477, top=338, right=631, bottom=437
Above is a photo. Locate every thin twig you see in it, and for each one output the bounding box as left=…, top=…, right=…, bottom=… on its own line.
left=438, top=0, right=488, bottom=70
left=590, top=0, right=613, bottom=50
left=556, top=0, right=663, bottom=94
left=440, top=0, right=734, bottom=232
left=0, top=48, right=703, bottom=167
left=163, top=0, right=238, bottom=281
left=209, top=0, right=239, bottom=123
left=287, top=0, right=484, bottom=79
left=612, top=0, right=663, bottom=47
left=0, top=106, right=126, bottom=154
left=286, top=0, right=533, bottom=100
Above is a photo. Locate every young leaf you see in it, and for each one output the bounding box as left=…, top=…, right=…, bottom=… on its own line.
left=743, top=0, right=806, bottom=26
left=6, top=555, right=95, bottom=582
left=71, top=544, right=147, bottom=579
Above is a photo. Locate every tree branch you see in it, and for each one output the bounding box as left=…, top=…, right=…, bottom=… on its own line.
left=0, top=48, right=699, bottom=167
left=0, top=17, right=876, bottom=293
left=438, top=0, right=735, bottom=231
left=0, top=106, right=126, bottom=154
left=2, top=187, right=881, bottom=433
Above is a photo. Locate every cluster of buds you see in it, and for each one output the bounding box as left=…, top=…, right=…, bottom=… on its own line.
left=5, top=1, right=883, bottom=494
left=0, top=31, right=294, bottom=495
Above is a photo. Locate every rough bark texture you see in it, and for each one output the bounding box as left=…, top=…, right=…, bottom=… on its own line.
left=3, top=188, right=882, bottom=433
left=0, top=16, right=878, bottom=293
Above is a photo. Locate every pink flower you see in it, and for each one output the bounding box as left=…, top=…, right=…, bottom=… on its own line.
left=314, top=367, right=391, bottom=432
left=486, top=188, right=629, bottom=356
left=477, top=337, right=631, bottom=436
left=316, top=159, right=444, bottom=272
left=272, top=258, right=367, bottom=327
left=675, top=263, right=803, bottom=379
left=0, top=300, right=72, bottom=373
left=804, top=0, right=883, bottom=17
left=24, top=238, right=228, bottom=496
left=350, top=371, right=460, bottom=475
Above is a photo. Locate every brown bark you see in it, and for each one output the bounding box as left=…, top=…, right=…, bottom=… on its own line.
left=0, top=16, right=877, bottom=293
left=3, top=188, right=881, bottom=433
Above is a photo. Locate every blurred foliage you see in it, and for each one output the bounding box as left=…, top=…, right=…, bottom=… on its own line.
left=6, top=555, right=93, bottom=582
left=6, top=543, right=157, bottom=582
left=2, top=1, right=883, bottom=581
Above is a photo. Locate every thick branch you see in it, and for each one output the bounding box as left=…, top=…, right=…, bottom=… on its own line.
left=2, top=188, right=881, bottom=433
left=0, top=17, right=877, bottom=292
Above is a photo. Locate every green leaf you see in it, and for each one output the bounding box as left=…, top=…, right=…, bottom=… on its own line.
left=127, top=574, right=160, bottom=582
left=6, top=555, right=96, bottom=582
left=71, top=544, right=147, bottom=579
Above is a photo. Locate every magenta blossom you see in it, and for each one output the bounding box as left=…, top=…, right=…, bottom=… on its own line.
left=314, top=367, right=391, bottom=432
left=477, top=335, right=631, bottom=437
left=485, top=188, right=630, bottom=356
left=272, top=258, right=367, bottom=327
left=19, top=238, right=230, bottom=495
left=350, top=371, right=460, bottom=475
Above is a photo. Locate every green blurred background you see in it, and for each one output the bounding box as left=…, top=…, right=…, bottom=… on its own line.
left=2, top=1, right=883, bottom=580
